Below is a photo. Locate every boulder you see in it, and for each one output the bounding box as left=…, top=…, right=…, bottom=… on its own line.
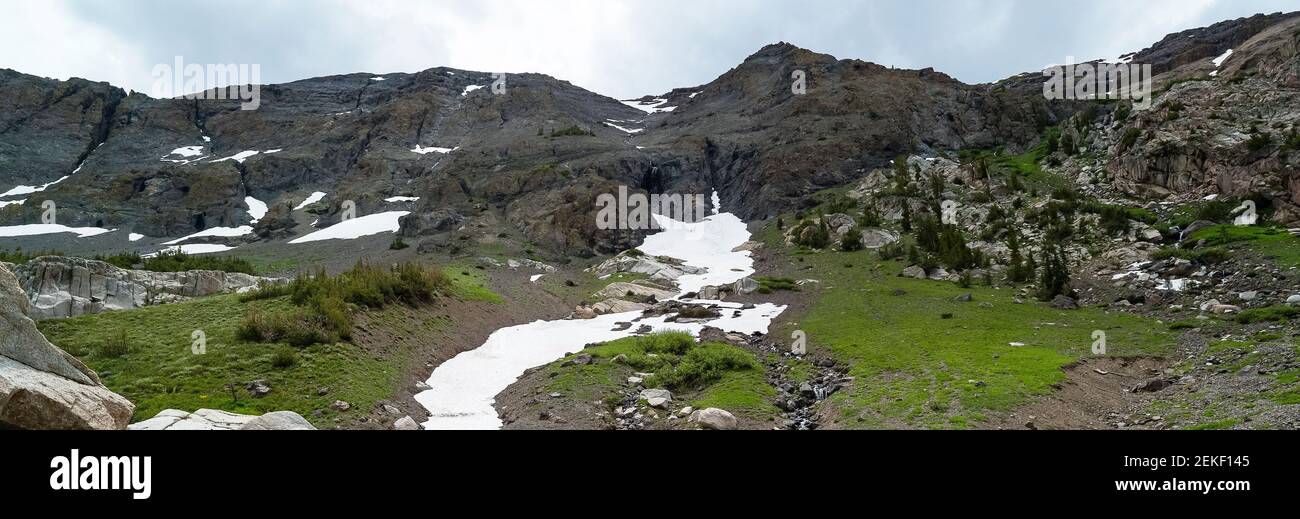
left=733, top=277, right=759, bottom=295
left=593, top=282, right=676, bottom=302
left=859, top=229, right=901, bottom=249
left=589, top=299, right=651, bottom=315
left=901, top=266, right=927, bottom=279
left=0, top=264, right=134, bottom=429
left=639, top=388, right=673, bottom=402
left=393, top=416, right=421, bottom=431
left=1051, top=295, right=1079, bottom=310
left=240, top=411, right=317, bottom=430
left=588, top=253, right=706, bottom=282
left=1288, top=295, right=1300, bottom=306
left=688, top=408, right=737, bottom=430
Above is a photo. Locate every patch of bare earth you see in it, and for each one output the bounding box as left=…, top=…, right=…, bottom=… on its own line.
left=978, top=357, right=1176, bottom=430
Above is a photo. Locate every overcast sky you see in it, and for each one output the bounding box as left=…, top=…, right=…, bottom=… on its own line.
left=1, top=0, right=1294, bottom=99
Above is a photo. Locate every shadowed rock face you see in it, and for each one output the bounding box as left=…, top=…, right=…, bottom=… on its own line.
left=2, top=13, right=1298, bottom=254
left=0, top=264, right=134, bottom=429
left=3, top=256, right=282, bottom=320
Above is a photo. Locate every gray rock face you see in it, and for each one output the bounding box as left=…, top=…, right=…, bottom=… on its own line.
left=0, top=264, right=134, bottom=430
left=127, top=408, right=316, bottom=430
left=6, top=256, right=281, bottom=320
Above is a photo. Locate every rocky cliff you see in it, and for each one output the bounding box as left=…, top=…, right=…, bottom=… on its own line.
left=2, top=256, right=280, bottom=320
left=2, top=12, right=1298, bottom=256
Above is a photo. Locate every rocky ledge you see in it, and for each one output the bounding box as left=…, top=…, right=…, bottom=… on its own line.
left=3, top=256, right=283, bottom=320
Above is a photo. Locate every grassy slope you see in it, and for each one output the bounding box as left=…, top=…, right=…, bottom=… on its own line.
left=1189, top=224, right=1300, bottom=269
left=38, top=268, right=497, bottom=425
left=756, top=224, right=1176, bottom=429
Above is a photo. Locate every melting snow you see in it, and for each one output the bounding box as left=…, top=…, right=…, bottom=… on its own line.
left=2, top=176, right=70, bottom=197
left=415, top=192, right=783, bottom=429
left=212, top=150, right=259, bottom=163
left=288, top=211, right=409, bottom=244
left=245, top=196, right=268, bottom=223
left=621, top=98, right=676, bottom=114
left=412, top=145, right=457, bottom=155
left=371, top=76, right=386, bottom=81
left=146, top=244, right=236, bottom=257
left=530, top=274, right=544, bottom=283
left=0, top=199, right=26, bottom=208
left=294, top=191, right=327, bottom=210
left=161, top=146, right=206, bottom=164
left=462, top=85, right=483, bottom=96
left=128, top=233, right=145, bottom=242
left=0, top=224, right=115, bottom=238
left=164, top=226, right=254, bottom=245
left=604, top=120, right=644, bottom=134
left=385, top=196, right=420, bottom=203
left=1212, top=49, right=1233, bottom=68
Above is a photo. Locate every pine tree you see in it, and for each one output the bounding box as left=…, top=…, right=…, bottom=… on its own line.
left=901, top=204, right=912, bottom=232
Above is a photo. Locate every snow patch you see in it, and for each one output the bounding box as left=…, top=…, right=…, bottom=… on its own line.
left=128, top=233, right=145, bottom=242
left=163, top=226, right=254, bottom=245
left=245, top=196, right=268, bottom=223
left=385, top=196, right=420, bottom=203
left=621, top=98, right=676, bottom=114
left=294, top=191, right=327, bottom=210
left=2, top=176, right=70, bottom=197
left=146, top=244, right=236, bottom=257
left=0, top=224, right=115, bottom=238
left=604, top=120, right=644, bottom=134
left=212, top=150, right=259, bottom=163
left=462, top=85, right=483, bottom=96
left=414, top=199, right=783, bottom=429
left=1212, top=49, right=1233, bottom=68
left=288, top=211, right=409, bottom=244
left=412, top=145, right=457, bottom=155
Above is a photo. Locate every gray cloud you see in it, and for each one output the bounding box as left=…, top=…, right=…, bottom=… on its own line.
left=1, top=0, right=1294, bottom=99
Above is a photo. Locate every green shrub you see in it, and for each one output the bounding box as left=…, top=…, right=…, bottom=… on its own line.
left=0, top=249, right=63, bottom=264
left=240, top=261, right=449, bottom=346
left=92, top=252, right=143, bottom=269
left=840, top=226, right=864, bottom=251
left=756, top=276, right=799, bottom=292
left=142, top=250, right=258, bottom=274
left=1235, top=306, right=1299, bottom=324
left=271, top=347, right=298, bottom=369
left=636, top=332, right=696, bottom=356
left=389, top=238, right=409, bottom=250
left=99, top=330, right=132, bottom=358
left=646, top=343, right=759, bottom=390
left=549, top=125, right=594, bottom=138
